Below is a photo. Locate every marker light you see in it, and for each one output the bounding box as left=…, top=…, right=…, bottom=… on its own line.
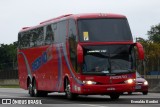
left=125, top=79, right=134, bottom=84
left=83, top=80, right=97, bottom=85
left=144, top=81, right=148, bottom=85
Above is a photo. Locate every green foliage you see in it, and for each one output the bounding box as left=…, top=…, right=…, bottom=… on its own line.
left=0, top=42, right=17, bottom=70
left=148, top=23, right=160, bottom=43
left=137, top=23, right=160, bottom=72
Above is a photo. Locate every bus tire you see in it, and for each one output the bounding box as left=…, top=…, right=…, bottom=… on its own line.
left=40, top=91, right=48, bottom=97
left=109, top=94, right=120, bottom=100
left=65, top=79, right=78, bottom=100
left=28, top=79, right=34, bottom=97
left=143, top=91, right=148, bottom=95
left=128, top=92, right=132, bottom=95
left=32, top=80, right=48, bottom=97
left=33, top=79, right=41, bottom=97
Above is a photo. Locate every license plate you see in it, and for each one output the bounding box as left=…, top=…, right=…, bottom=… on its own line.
left=107, top=87, right=115, bottom=91
left=135, top=85, right=141, bottom=89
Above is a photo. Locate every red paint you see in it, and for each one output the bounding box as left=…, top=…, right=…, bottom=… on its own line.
left=135, top=42, right=145, bottom=60
left=77, top=44, right=83, bottom=64
left=18, top=13, right=144, bottom=98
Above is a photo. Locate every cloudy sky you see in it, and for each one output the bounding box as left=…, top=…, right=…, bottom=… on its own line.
left=0, top=0, right=160, bottom=44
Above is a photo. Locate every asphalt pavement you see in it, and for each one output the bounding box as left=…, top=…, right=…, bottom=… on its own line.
left=0, top=88, right=159, bottom=107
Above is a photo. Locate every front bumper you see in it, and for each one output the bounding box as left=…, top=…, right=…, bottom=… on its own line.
left=135, top=85, right=148, bottom=92
left=74, top=84, right=135, bottom=95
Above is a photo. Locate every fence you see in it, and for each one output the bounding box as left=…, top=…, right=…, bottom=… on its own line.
left=0, top=70, right=18, bottom=79
left=0, top=61, right=18, bottom=79
left=144, top=75, right=160, bottom=79
left=143, top=76, right=160, bottom=93
left=0, top=62, right=17, bottom=71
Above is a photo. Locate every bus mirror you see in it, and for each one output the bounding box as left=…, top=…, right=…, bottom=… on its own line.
left=135, top=42, right=144, bottom=60
left=77, top=44, right=83, bottom=64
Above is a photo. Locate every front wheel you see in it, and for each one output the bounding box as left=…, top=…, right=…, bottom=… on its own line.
left=65, top=79, right=78, bottom=100
left=143, top=91, right=148, bottom=95
left=110, top=94, right=120, bottom=100
left=128, top=92, right=132, bottom=95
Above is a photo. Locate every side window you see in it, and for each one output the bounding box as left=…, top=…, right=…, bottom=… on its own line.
left=37, top=27, right=44, bottom=46
left=68, top=19, right=79, bottom=73
left=59, top=21, right=67, bottom=43
left=54, top=21, right=67, bottom=43
left=30, top=30, right=37, bottom=47
left=18, top=33, right=22, bottom=49
left=29, top=29, right=39, bottom=47
left=21, top=32, right=30, bottom=48
left=19, top=27, right=44, bottom=49
left=45, top=24, right=55, bottom=44
left=19, top=33, right=24, bottom=48
left=31, top=27, right=44, bottom=47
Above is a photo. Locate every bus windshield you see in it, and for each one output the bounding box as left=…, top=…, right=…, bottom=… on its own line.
left=82, top=45, right=136, bottom=75
left=78, top=18, right=132, bottom=42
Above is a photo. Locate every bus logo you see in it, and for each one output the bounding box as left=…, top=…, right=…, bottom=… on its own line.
left=32, top=46, right=53, bottom=71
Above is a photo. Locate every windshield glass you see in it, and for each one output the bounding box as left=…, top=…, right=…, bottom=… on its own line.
left=82, top=45, right=136, bottom=75
left=78, top=18, right=132, bottom=42
left=136, top=72, right=141, bottom=78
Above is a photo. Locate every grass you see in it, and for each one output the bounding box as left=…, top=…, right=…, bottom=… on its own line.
left=0, top=85, right=20, bottom=88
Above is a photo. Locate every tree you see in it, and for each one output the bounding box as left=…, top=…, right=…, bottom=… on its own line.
left=136, top=23, right=160, bottom=73
left=148, top=23, right=160, bottom=43
left=0, top=42, right=17, bottom=70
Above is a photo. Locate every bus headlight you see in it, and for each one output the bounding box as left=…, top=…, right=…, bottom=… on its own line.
left=144, top=81, right=148, bottom=85
left=83, top=80, right=97, bottom=85
left=125, top=79, right=134, bottom=84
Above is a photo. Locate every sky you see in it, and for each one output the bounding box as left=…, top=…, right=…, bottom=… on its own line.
left=0, top=0, right=160, bottom=44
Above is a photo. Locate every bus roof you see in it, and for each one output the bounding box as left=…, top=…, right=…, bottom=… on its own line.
left=19, top=13, right=126, bottom=32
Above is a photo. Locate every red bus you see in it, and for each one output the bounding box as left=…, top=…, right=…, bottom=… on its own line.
left=18, top=13, right=144, bottom=100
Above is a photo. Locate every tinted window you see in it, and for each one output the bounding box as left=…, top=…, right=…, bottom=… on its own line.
left=30, top=27, right=43, bottom=47
left=78, top=18, right=132, bottom=42
left=45, top=24, right=55, bottom=44
left=18, top=27, right=44, bottom=49
left=36, top=27, right=44, bottom=46
left=82, top=45, right=136, bottom=75
left=18, top=33, right=21, bottom=48
left=19, top=32, right=30, bottom=48
left=68, top=19, right=79, bottom=73
left=54, top=20, right=67, bottom=43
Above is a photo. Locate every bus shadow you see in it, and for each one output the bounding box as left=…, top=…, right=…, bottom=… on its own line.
left=121, top=92, right=144, bottom=96
left=23, top=92, right=145, bottom=104
left=45, top=94, right=123, bottom=104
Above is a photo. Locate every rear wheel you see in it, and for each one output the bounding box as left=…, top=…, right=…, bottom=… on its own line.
left=28, top=79, right=34, bottom=97
left=65, top=79, right=78, bottom=100
left=110, top=94, right=120, bottom=100
left=33, top=79, right=48, bottom=97
left=128, top=92, right=132, bottom=95
left=33, top=79, right=39, bottom=97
